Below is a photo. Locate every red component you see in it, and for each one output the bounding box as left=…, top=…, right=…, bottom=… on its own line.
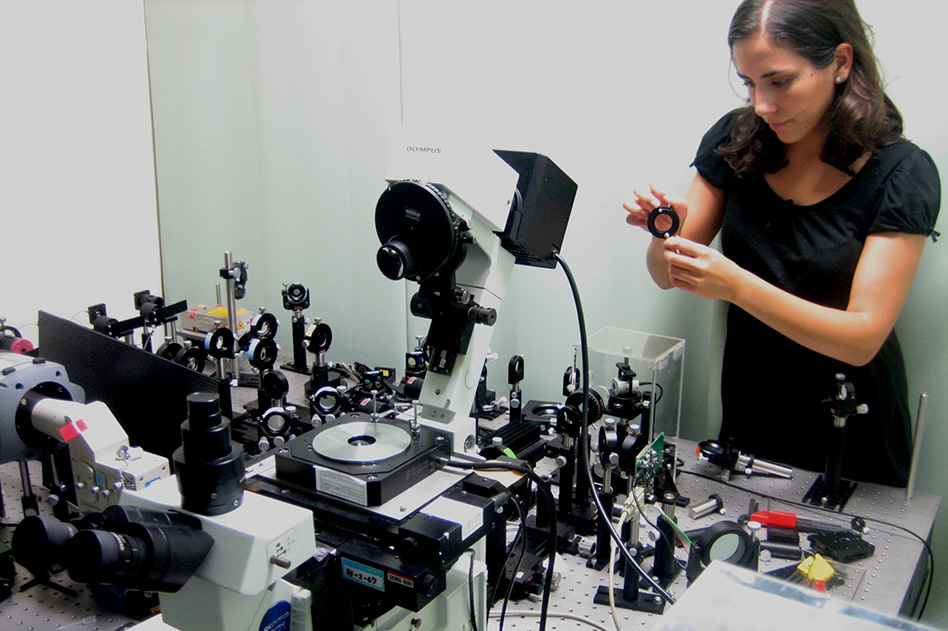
left=749, top=510, right=798, bottom=529
left=58, top=418, right=88, bottom=442
left=10, top=338, right=34, bottom=353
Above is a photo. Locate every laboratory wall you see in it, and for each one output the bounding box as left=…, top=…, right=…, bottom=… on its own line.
left=144, top=0, right=406, bottom=366
left=1, top=2, right=162, bottom=332
left=3, top=1, right=946, bottom=628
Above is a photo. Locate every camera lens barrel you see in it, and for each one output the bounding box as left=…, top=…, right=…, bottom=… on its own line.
left=65, top=529, right=148, bottom=584
left=63, top=520, right=214, bottom=592
left=11, top=515, right=78, bottom=575
left=173, top=392, right=245, bottom=516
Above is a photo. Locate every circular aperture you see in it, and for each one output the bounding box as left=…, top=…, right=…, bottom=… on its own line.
left=648, top=206, right=680, bottom=239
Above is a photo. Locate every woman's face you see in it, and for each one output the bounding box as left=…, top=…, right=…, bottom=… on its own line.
left=732, top=32, right=843, bottom=148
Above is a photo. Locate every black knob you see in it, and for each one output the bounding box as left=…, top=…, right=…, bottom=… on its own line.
left=467, top=306, right=497, bottom=326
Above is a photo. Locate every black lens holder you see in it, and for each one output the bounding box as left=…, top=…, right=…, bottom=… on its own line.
left=647, top=206, right=680, bottom=239
left=249, top=312, right=278, bottom=340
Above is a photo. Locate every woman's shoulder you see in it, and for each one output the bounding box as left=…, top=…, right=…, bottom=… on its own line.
left=866, top=140, right=940, bottom=189
left=867, top=140, right=941, bottom=235
left=874, top=139, right=936, bottom=167
left=692, top=109, right=748, bottom=189
left=699, top=109, right=743, bottom=147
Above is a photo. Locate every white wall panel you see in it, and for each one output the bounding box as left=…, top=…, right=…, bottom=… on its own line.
left=1, top=1, right=161, bottom=333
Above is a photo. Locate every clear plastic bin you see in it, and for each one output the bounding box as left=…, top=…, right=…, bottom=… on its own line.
left=576, top=326, right=685, bottom=452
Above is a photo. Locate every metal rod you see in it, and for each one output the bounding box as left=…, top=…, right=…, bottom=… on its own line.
left=164, top=320, right=178, bottom=344
left=905, top=392, right=929, bottom=502
left=19, top=459, right=38, bottom=517
left=223, top=251, right=240, bottom=382
left=178, top=328, right=205, bottom=342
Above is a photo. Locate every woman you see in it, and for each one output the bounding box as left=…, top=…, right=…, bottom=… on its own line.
left=624, top=0, right=940, bottom=487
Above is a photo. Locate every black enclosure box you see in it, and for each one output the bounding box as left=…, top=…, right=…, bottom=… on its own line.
left=493, top=150, right=577, bottom=268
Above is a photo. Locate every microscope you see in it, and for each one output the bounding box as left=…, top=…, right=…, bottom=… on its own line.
left=6, top=138, right=575, bottom=631
left=2, top=353, right=316, bottom=631
left=376, top=139, right=576, bottom=456
left=375, top=146, right=517, bottom=455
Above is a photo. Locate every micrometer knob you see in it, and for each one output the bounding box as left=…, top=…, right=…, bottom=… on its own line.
left=467, top=305, right=497, bottom=326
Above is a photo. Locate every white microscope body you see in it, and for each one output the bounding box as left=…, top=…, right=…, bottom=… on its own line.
left=379, top=136, right=521, bottom=455
left=121, top=476, right=317, bottom=631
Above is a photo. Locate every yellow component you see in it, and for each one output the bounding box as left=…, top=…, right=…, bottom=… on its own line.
left=797, top=555, right=814, bottom=574
left=807, top=554, right=836, bottom=583
left=204, top=306, right=251, bottom=328
left=798, top=554, right=836, bottom=583
left=205, top=306, right=251, bottom=318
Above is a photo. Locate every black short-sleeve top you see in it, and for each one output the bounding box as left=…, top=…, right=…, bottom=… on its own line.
left=692, top=109, right=940, bottom=486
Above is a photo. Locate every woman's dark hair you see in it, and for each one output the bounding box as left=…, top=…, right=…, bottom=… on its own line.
left=719, top=0, right=903, bottom=176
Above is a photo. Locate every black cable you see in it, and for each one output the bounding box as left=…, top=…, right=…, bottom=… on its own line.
left=441, top=458, right=556, bottom=631
left=487, top=494, right=524, bottom=606
left=499, top=498, right=527, bottom=631
left=140, top=327, right=155, bottom=350
left=629, top=471, right=662, bottom=533
left=554, top=251, right=677, bottom=605
left=465, top=549, right=479, bottom=631
left=680, top=468, right=934, bottom=619
left=639, top=381, right=664, bottom=404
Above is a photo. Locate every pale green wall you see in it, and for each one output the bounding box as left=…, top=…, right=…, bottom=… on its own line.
left=144, top=0, right=407, bottom=366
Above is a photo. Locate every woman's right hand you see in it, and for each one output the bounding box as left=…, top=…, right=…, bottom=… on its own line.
left=627, top=174, right=725, bottom=291
left=622, top=184, right=688, bottom=236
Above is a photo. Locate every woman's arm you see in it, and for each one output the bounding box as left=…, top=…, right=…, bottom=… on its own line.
left=663, top=231, right=928, bottom=365
left=624, top=174, right=726, bottom=289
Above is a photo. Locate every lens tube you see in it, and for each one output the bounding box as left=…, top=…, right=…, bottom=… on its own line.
left=648, top=206, right=680, bottom=239
left=173, top=392, right=245, bottom=516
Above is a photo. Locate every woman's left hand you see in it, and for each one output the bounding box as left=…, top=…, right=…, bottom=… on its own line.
left=662, top=236, right=745, bottom=302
